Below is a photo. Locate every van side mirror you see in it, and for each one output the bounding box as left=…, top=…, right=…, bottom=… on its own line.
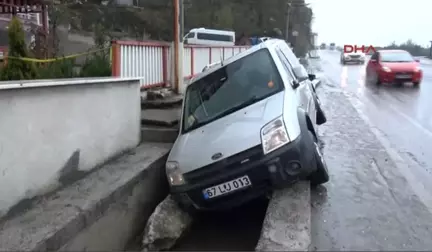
left=308, top=74, right=316, bottom=81
left=292, top=65, right=309, bottom=83
left=291, top=80, right=300, bottom=89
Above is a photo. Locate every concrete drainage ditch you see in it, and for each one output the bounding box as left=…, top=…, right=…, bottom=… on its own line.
left=140, top=181, right=311, bottom=251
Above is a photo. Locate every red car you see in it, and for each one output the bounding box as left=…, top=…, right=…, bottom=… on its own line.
left=366, top=50, right=422, bottom=87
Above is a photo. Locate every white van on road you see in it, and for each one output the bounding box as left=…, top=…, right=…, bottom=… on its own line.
left=166, top=39, right=329, bottom=212
left=184, top=28, right=235, bottom=46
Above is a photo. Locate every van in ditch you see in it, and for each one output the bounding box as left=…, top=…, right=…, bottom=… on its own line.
left=166, top=39, right=329, bottom=212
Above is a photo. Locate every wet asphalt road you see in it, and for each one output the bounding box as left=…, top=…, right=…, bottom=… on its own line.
left=310, top=50, right=432, bottom=250
left=318, top=50, right=432, bottom=190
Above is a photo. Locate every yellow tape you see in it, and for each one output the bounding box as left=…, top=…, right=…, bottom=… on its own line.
left=5, top=47, right=109, bottom=63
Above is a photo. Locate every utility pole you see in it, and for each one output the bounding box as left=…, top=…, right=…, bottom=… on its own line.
left=429, top=41, right=432, bottom=58
left=285, top=0, right=291, bottom=42
left=173, top=0, right=184, bottom=93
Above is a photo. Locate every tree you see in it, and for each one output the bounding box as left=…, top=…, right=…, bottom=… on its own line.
left=44, top=0, right=315, bottom=52
left=0, top=17, right=37, bottom=80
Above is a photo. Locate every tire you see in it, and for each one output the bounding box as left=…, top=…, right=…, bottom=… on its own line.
left=375, top=74, right=382, bottom=86
left=313, top=93, right=327, bottom=125
left=413, top=81, right=420, bottom=87
left=308, top=132, right=329, bottom=186
left=316, top=106, right=327, bottom=125
left=365, top=72, right=371, bottom=84
left=316, top=102, right=327, bottom=126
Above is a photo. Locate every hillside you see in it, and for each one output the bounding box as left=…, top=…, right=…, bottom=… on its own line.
left=57, top=0, right=314, bottom=56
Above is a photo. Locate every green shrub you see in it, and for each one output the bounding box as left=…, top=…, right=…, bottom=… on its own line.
left=0, top=17, right=37, bottom=80
left=0, top=19, right=111, bottom=80
left=80, top=52, right=111, bottom=77
left=36, top=58, right=77, bottom=79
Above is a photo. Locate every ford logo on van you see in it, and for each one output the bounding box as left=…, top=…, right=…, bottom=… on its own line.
left=211, top=153, right=223, bottom=160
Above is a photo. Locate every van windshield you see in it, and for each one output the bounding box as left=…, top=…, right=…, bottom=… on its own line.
left=182, top=48, right=284, bottom=133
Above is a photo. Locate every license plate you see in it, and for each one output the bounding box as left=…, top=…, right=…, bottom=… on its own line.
left=203, top=175, right=252, bottom=199
left=396, top=74, right=411, bottom=78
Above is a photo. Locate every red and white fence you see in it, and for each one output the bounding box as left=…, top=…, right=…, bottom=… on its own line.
left=111, top=40, right=249, bottom=90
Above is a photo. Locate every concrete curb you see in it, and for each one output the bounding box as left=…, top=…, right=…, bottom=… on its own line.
left=141, top=126, right=179, bottom=143
left=255, top=181, right=311, bottom=251
left=141, top=95, right=183, bottom=109
left=0, top=143, right=172, bottom=251
left=141, top=108, right=181, bottom=127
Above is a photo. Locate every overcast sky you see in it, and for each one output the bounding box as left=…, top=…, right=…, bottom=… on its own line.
left=308, top=0, right=432, bottom=47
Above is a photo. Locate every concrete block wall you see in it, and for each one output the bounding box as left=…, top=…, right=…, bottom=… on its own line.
left=0, top=77, right=141, bottom=219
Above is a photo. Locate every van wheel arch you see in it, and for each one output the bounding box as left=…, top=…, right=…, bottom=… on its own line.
left=297, top=108, right=317, bottom=140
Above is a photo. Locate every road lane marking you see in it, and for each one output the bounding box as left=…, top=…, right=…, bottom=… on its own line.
left=356, top=78, right=364, bottom=96
left=367, top=90, right=432, bottom=139
left=386, top=103, right=432, bottom=139
left=340, top=67, right=348, bottom=88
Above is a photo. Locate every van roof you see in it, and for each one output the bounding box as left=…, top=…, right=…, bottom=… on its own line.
left=189, top=39, right=283, bottom=84
left=189, top=28, right=235, bottom=33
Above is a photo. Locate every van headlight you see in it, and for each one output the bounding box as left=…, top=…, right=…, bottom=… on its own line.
left=166, top=161, right=186, bottom=186
left=260, top=116, right=290, bottom=155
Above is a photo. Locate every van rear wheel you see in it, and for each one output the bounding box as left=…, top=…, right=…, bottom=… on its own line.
left=314, top=95, right=327, bottom=125
left=308, top=132, right=329, bottom=186
left=316, top=105, right=327, bottom=125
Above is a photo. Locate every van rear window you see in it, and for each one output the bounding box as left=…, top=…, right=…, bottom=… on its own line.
left=182, top=48, right=284, bottom=133
left=196, top=33, right=233, bottom=42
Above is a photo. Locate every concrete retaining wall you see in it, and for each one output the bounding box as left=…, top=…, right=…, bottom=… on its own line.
left=0, top=142, right=171, bottom=251
left=0, top=77, right=141, bottom=219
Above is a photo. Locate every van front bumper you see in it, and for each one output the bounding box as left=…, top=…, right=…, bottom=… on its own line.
left=170, top=134, right=315, bottom=211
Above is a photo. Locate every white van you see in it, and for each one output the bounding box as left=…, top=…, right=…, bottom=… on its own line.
left=184, top=28, right=235, bottom=46
left=166, top=39, right=329, bottom=212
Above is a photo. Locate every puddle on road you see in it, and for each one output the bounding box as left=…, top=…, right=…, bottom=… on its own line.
left=171, top=198, right=269, bottom=251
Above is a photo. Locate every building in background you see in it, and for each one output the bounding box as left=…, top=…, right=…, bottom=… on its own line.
left=0, top=0, right=48, bottom=47
left=311, top=32, right=318, bottom=49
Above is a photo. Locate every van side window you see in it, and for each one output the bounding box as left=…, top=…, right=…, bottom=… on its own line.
left=197, top=33, right=233, bottom=42
left=275, top=49, right=296, bottom=82
left=278, top=42, right=301, bottom=67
